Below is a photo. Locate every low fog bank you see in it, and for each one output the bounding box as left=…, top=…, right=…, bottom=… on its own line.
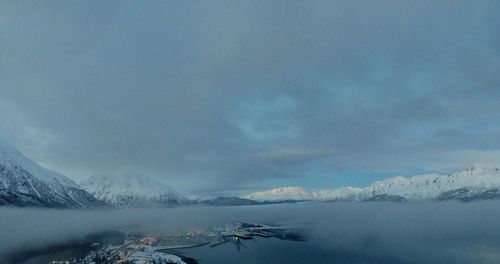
left=2, top=202, right=500, bottom=263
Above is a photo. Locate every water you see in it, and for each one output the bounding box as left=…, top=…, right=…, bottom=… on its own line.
left=176, top=238, right=397, bottom=264
left=4, top=202, right=500, bottom=263
left=8, top=231, right=125, bottom=264
left=11, top=236, right=398, bottom=264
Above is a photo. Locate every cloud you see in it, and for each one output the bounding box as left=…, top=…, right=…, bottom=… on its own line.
left=0, top=1, right=499, bottom=192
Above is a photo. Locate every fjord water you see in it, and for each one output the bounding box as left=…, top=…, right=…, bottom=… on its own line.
left=15, top=238, right=394, bottom=264
left=3, top=202, right=500, bottom=263
left=177, top=237, right=399, bottom=264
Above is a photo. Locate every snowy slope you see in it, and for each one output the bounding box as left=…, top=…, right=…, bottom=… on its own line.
left=79, top=174, right=187, bottom=207
left=242, top=187, right=313, bottom=201
left=358, top=165, right=500, bottom=201
left=311, top=187, right=363, bottom=201
left=0, top=144, right=102, bottom=208
left=242, top=186, right=361, bottom=202
left=243, top=165, right=500, bottom=202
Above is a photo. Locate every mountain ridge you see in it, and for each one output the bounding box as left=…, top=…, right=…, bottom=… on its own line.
left=0, top=144, right=103, bottom=208
left=242, top=164, right=500, bottom=202
left=79, top=174, right=188, bottom=207
left=3, top=143, right=500, bottom=207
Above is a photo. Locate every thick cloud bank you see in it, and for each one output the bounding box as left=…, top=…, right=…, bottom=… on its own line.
left=1, top=1, right=499, bottom=193
left=2, top=202, right=500, bottom=263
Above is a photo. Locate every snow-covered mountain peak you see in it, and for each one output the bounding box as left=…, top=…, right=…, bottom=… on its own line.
left=0, top=144, right=101, bottom=208
left=80, top=174, right=187, bottom=207
left=271, top=186, right=307, bottom=193
left=242, top=186, right=312, bottom=201
left=371, top=176, right=408, bottom=186
left=84, top=174, right=178, bottom=196
left=0, top=144, right=77, bottom=189
left=242, top=166, right=500, bottom=202
left=310, top=187, right=362, bottom=201
left=242, top=186, right=363, bottom=201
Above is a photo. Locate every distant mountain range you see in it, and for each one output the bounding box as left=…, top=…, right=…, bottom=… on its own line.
left=243, top=186, right=362, bottom=202
left=242, top=165, right=500, bottom=202
left=3, top=143, right=500, bottom=208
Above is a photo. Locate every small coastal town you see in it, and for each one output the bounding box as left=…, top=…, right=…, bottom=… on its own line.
left=50, top=222, right=305, bottom=264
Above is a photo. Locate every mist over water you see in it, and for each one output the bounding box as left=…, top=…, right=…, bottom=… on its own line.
left=2, top=202, right=500, bottom=263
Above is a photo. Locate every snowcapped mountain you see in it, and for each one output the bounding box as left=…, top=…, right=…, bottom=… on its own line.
left=243, top=187, right=313, bottom=201
left=310, top=187, right=363, bottom=201
left=357, top=165, right=500, bottom=201
left=79, top=174, right=188, bottom=207
left=0, top=144, right=103, bottom=208
left=242, top=165, right=500, bottom=202
left=242, top=186, right=361, bottom=202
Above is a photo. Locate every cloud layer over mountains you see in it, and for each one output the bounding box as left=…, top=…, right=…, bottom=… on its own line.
left=1, top=1, right=499, bottom=193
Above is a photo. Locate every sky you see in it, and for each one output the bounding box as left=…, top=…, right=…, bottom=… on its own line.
left=0, top=1, right=499, bottom=195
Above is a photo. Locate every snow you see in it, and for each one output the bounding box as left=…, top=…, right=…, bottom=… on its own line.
left=3, top=142, right=500, bottom=205
left=26, top=178, right=42, bottom=198
left=311, top=187, right=362, bottom=201
left=0, top=143, right=78, bottom=192
left=243, top=164, right=500, bottom=201
left=80, top=174, right=186, bottom=206
left=0, top=144, right=99, bottom=207
left=242, top=186, right=313, bottom=201
left=128, top=248, right=186, bottom=264
left=243, top=186, right=362, bottom=201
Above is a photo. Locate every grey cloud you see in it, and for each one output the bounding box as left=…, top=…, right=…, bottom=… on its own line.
left=0, top=0, right=499, bottom=192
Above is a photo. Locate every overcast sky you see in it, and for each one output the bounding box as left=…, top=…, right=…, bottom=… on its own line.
left=1, top=1, right=499, bottom=195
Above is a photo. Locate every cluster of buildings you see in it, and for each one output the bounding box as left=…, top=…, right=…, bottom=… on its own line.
left=51, top=222, right=304, bottom=264
left=78, top=235, right=187, bottom=264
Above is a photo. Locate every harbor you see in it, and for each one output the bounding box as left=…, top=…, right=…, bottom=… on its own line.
left=43, top=222, right=305, bottom=264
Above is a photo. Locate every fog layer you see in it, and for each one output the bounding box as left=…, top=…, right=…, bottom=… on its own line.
left=2, top=202, right=500, bottom=263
